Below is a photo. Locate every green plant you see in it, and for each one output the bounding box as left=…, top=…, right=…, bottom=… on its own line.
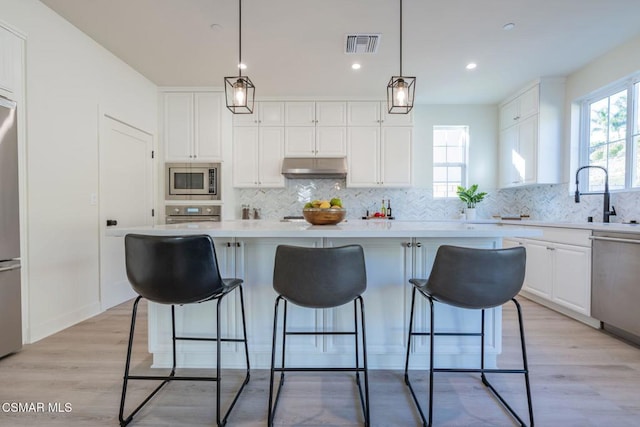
left=456, top=184, right=487, bottom=208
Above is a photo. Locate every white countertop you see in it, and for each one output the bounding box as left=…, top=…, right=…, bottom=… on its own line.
left=106, top=219, right=543, bottom=239
left=498, top=219, right=640, bottom=234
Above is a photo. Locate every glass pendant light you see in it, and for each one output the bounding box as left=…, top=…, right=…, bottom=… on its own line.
left=387, top=0, right=415, bottom=114
left=224, top=0, right=255, bottom=114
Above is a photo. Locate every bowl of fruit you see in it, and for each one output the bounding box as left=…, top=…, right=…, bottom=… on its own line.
left=302, top=198, right=346, bottom=225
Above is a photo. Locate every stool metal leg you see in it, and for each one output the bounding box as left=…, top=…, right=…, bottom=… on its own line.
left=119, top=288, right=250, bottom=427
left=268, top=295, right=370, bottom=426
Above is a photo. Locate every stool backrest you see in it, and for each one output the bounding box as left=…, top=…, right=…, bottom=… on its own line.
left=273, top=245, right=367, bottom=308
left=124, top=234, right=224, bottom=304
left=426, top=245, right=526, bottom=309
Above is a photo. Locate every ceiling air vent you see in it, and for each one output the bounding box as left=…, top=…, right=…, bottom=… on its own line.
left=345, top=33, right=381, bottom=54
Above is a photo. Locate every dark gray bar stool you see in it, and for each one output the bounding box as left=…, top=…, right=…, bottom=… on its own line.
left=119, top=234, right=250, bottom=427
left=404, top=245, right=534, bottom=426
left=268, top=244, right=370, bottom=426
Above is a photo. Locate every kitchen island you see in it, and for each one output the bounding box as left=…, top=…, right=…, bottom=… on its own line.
left=107, top=220, right=540, bottom=369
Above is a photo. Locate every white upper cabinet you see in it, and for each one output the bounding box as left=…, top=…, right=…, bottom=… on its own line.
left=347, top=125, right=412, bottom=188
left=232, top=126, right=285, bottom=188
left=284, top=101, right=346, bottom=157
left=498, top=78, right=564, bottom=188
left=347, top=101, right=413, bottom=126
left=164, top=92, right=223, bottom=162
left=232, top=101, right=285, bottom=126
left=0, top=26, right=21, bottom=96
left=346, top=101, right=413, bottom=188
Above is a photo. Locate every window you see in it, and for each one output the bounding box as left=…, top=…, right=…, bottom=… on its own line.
left=433, top=126, right=468, bottom=198
left=580, top=75, right=640, bottom=192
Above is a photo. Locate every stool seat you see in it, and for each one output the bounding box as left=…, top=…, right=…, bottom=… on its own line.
left=405, top=245, right=534, bottom=426
left=119, top=234, right=250, bottom=427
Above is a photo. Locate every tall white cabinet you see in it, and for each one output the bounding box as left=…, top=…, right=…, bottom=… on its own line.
left=232, top=102, right=285, bottom=188
left=346, top=101, right=413, bottom=187
left=163, top=91, right=224, bottom=162
left=498, top=78, right=565, bottom=188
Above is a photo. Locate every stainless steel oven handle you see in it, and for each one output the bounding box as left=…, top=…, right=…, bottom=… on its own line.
left=0, top=264, right=21, bottom=272
left=589, top=235, right=640, bottom=245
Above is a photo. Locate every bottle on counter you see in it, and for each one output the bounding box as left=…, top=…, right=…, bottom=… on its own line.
left=381, top=199, right=387, bottom=217
left=387, top=200, right=392, bottom=218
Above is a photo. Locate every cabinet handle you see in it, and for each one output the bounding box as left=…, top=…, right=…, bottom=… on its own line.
left=590, top=236, right=640, bottom=245
left=415, top=242, right=422, bottom=248
left=546, top=246, right=555, bottom=251
left=226, top=242, right=232, bottom=247
left=236, top=242, right=241, bottom=247
left=406, top=242, right=412, bottom=247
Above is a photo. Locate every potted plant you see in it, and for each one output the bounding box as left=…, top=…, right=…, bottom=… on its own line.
left=456, top=184, right=487, bottom=220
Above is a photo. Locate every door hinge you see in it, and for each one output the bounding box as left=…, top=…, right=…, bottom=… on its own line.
left=151, top=150, right=155, bottom=159
left=151, top=209, right=155, bottom=217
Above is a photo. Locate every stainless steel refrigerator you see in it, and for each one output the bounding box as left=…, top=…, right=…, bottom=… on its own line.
left=0, top=95, right=22, bottom=358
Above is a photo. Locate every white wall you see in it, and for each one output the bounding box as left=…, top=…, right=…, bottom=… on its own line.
left=412, top=104, right=498, bottom=191
left=0, top=0, right=158, bottom=342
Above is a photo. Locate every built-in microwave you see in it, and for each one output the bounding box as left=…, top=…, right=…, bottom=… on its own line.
left=165, top=162, right=221, bottom=200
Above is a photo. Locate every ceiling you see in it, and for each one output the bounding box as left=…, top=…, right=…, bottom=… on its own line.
left=38, top=0, right=640, bottom=104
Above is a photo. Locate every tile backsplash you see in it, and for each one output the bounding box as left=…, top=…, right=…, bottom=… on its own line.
left=235, top=180, right=640, bottom=223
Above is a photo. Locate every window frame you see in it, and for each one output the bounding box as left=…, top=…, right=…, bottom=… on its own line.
left=432, top=125, right=469, bottom=199
left=579, top=73, right=640, bottom=193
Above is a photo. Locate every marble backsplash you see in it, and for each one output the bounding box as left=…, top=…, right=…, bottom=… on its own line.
left=235, top=179, right=640, bottom=223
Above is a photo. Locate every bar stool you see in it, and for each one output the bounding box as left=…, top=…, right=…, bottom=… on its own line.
left=268, top=244, right=370, bottom=426
left=119, top=234, right=250, bottom=427
left=404, top=245, right=534, bottom=426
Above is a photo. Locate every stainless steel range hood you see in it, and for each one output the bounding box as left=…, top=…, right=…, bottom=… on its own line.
left=281, top=157, right=347, bottom=179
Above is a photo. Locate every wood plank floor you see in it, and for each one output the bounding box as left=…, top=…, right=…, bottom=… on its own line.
left=1, top=297, right=639, bottom=426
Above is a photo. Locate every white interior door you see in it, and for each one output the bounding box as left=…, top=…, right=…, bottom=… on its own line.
left=99, top=115, right=154, bottom=310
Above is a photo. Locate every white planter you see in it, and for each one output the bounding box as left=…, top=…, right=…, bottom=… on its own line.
left=465, top=208, right=476, bottom=221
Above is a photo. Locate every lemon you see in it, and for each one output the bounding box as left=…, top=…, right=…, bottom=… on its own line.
left=319, top=201, right=331, bottom=209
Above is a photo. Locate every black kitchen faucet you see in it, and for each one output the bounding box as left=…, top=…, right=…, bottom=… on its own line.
left=574, top=165, right=617, bottom=223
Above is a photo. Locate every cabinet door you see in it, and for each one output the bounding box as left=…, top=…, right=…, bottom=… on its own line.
left=285, top=101, right=315, bottom=126
left=381, top=102, right=413, bottom=126
left=347, top=101, right=380, bottom=126
left=316, top=127, right=346, bottom=157
left=259, top=102, right=285, bottom=126
left=164, top=92, right=194, bottom=161
left=518, top=85, right=539, bottom=119
left=285, top=126, right=316, bottom=157
left=380, top=126, right=412, bottom=187
left=0, top=27, right=20, bottom=94
left=347, top=126, right=380, bottom=187
left=258, top=127, right=285, bottom=187
left=316, top=102, right=347, bottom=126
left=522, top=240, right=553, bottom=299
left=232, top=126, right=259, bottom=187
left=499, top=98, right=519, bottom=130
left=518, top=115, right=538, bottom=184
left=232, top=106, right=259, bottom=126
left=499, top=126, right=520, bottom=187
left=552, top=244, right=591, bottom=315
left=194, top=92, right=222, bottom=160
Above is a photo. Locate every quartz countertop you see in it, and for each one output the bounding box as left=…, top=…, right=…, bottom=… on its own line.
left=498, top=219, right=640, bottom=234
left=106, top=219, right=542, bottom=239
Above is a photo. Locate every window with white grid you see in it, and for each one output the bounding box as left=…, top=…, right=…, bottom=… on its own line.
left=433, top=125, right=468, bottom=198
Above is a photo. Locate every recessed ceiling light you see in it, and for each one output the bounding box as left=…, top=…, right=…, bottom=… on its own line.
left=238, top=63, right=247, bottom=70
left=352, top=63, right=361, bottom=70
left=466, top=63, right=477, bottom=70
left=503, top=22, right=515, bottom=31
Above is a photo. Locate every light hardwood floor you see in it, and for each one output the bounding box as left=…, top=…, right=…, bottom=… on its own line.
left=1, top=297, right=639, bottom=426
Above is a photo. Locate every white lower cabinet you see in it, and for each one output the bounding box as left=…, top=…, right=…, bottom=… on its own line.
left=503, top=226, right=592, bottom=318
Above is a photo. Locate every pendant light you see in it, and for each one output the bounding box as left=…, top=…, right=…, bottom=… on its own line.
left=387, top=0, right=415, bottom=114
left=224, top=0, right=255, bottom=114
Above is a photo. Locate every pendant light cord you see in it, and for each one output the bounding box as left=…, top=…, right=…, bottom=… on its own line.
left=399, top=0, right=403, bottom=77
left=238, top=0, right=243, bottom=77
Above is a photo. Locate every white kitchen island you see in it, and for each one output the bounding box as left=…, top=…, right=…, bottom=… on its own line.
left=107, top=220, right=540, bottom=370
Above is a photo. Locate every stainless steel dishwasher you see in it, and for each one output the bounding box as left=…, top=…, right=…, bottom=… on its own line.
left=591, top=231, right=640, bottom=344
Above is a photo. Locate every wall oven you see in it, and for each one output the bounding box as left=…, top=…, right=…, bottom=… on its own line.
left=165, top=205, right=221, bottom=224
left=166, top=162, right=221, bottom=200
